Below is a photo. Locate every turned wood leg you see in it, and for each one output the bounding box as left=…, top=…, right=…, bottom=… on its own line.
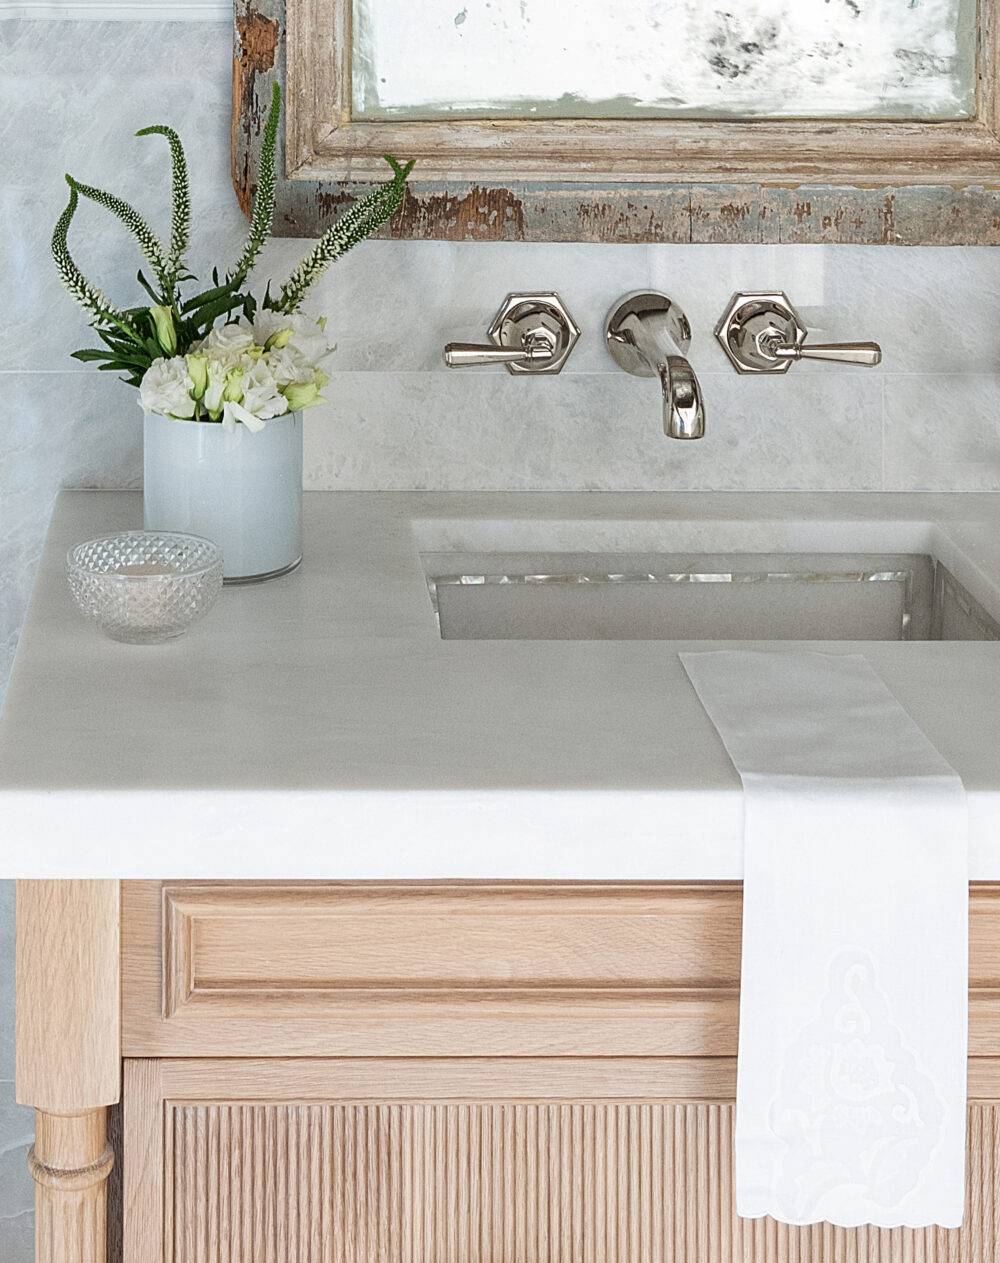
left=15, top=881, right=121, bottom=1263
left=29, top=1111, right=114, bottom=1261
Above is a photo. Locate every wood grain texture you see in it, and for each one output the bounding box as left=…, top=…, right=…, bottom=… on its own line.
left=234, top=0, right=1000, bottom=243
left=162, top=882, right=742, bottom=1006
left=122, top=880, right=1000, bottom=1059
left=125, top=1058, right=1000, bottom=1262
left=30, top=1110, right=114, bottom=1263
left=17, top=880, right=121, bottom=1263
left=16, top=880, right=121, bottom=1112
left=124, top=1061, right=164, bottom=1263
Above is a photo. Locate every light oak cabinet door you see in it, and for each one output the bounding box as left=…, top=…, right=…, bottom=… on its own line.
left=122, top=882, right=1000, bottom=1058
left=125, top=1058, right=1000, bottom=1263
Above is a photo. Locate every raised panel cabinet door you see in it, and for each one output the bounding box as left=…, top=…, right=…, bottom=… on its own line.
left=125, top=1058, right=1000, bottom=1263
left=121, top=881, right=1000, bottom=1059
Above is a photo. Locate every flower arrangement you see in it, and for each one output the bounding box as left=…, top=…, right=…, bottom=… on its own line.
left=138, top=311, right=331, bottom=432
left=52, top=84, right=413, bottom=431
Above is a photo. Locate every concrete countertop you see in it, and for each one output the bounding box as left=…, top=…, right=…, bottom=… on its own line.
left=1, top=489, right=999, bottom=878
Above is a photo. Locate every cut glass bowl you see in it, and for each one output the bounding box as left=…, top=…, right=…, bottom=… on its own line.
left=67, top=531, right=224, bottom=643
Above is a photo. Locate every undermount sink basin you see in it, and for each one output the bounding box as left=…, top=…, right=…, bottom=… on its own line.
left=421, top=546, right=1000, bottom=643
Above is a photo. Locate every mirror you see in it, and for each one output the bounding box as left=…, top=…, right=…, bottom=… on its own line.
left=352, top=0, right=977, bottom=122
left=234, top=0, right=1000, bottom=244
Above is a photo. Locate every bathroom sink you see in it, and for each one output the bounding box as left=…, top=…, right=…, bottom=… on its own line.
left=422, top=549, right=1000, bottom=642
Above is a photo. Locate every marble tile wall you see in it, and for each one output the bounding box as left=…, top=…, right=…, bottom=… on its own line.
left=2, top=17, right=1000, bottom=1256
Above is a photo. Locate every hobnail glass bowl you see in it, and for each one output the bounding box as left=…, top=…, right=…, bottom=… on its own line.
left=67, top=531, right=224, bottom=643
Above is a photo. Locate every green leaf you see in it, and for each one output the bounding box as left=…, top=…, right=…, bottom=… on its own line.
left=115, top=352, right=151, bottom=369
left=71, top=348, right=118, bottom=362
left=184, top=291, right=245, bottom=334
left=75, top=340, right=152, bottom=370
left=97, top=328, right=138, bottom=353
left=180, top=279, right=241, bottom=315
left=73, top=347, right=148, bottom=368
left=136, top=270, right=161, bottom=304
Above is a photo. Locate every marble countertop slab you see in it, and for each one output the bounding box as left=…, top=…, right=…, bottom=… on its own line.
left=2, top=490, right=999, bottom=879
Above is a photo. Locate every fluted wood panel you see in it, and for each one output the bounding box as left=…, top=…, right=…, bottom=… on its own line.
left=167, top=1100, right=1000, bottom=1262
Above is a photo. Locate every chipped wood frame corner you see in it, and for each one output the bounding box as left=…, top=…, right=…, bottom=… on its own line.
left=234, top=0, right=1000, bottom=244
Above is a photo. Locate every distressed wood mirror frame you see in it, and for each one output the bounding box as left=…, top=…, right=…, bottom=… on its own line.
left=234, top=0, right=1000, bottom=244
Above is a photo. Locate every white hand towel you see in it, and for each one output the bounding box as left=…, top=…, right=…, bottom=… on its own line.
left=679, top=650, right=968, bottom=1229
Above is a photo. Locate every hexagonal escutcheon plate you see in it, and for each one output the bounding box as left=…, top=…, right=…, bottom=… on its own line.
left=488, top=292, right=581, bottom=374
left=714, top=291, right=807, bottom=374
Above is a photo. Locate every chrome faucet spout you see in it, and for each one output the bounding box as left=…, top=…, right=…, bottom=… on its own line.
left=606, top=293, right=706, bottom=440
left=660, top=356, right=705, bottom=441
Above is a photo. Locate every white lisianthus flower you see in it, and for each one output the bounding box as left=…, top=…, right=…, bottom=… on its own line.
left=149, top=311, right=332, bottom=431
left=195, top=323, right=255, bottom=364
left=251, top=310, right=294, bottom=351
left=202, top=359, right=227, bottom=420
left=240, top=357, right=290, bottom=422
left=266, top=344, right=315, bottom=388
left=252, top=311, right=332, bottom=366
left=286, top=314, right=333, bottom=366
left=221, top=400, right=267, bottom=434
left=138, top=356, right=196, bottom=420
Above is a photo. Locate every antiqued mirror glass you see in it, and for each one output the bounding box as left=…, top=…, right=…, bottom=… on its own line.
left=351, top=0, right=977, bottom=121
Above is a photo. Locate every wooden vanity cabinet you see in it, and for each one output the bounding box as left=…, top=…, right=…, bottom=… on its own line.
left=19, top=880, right=1000, bottom=1261
left=116, top=881, right=1000, bottom=1262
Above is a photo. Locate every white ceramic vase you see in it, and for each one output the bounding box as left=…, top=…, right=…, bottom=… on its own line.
left=143, top=412, right=303, bottom=582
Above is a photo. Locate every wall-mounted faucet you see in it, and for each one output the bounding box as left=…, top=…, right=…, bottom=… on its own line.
left=444, top=288, right=877, bottom=440
left=443, top=293, right=580, bottom=373
left=716, top=292, right=882, bottom=374
left=605, top=292, right=706, bottom=440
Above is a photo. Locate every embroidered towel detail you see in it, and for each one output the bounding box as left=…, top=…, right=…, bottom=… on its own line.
left=680, top=651, right=968, bottom=1229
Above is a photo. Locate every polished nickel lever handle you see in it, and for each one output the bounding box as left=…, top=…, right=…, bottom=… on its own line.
left=715, top=292, right=882, bottom=375
left=444, top=332, right=556, bottom=368
left=443, top=292, right=580, bottom=375
left=770, top=340, right=882, bottom=367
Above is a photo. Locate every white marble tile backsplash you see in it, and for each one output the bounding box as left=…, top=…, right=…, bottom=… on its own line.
left=302, top=370, right=884, bottom=492
left=2, top=17, right=1000, bottom=1256
left=885, top=375, right=1000, bottom=490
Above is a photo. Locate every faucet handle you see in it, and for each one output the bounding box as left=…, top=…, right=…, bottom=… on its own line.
left=444, top=332, right=557, bottom=368
left=715, top=292, right=882, bottom=374
left=443, top=292, right=580, bottom=375
left=771, top=340, right=882, bottom=367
